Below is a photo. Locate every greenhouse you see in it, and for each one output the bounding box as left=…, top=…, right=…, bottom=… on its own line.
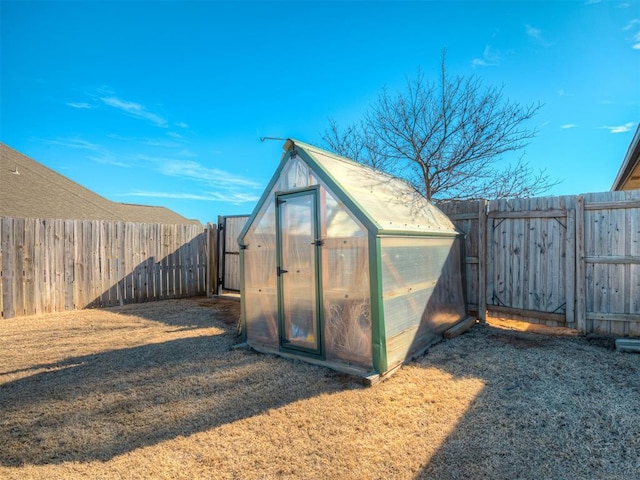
left=238, top=139, right=468, bottom=380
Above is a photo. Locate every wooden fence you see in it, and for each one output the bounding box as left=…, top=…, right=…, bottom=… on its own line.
left=217, top=215, right=249, bottom=292
left=1, top=218, right=208, bottom=319
left=440, top=190, right=640, bottom=337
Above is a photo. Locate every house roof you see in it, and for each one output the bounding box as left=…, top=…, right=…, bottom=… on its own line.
left=612, top=124, right=640, bottom=191
left=0, top=143, right=201, bottom=225
left=242, top=139, right=458, bottom=238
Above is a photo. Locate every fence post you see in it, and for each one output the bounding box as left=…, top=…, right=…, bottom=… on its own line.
left=206, top=223, right=211, bottom=296
left=485, top=201, right=495, bottom=317
left=207, top=222, right=219, bottom=297
left=478, top=199, right=488, bottom=323
left=1, top=217, right=15, bottom=319
left=217, top=215, right=224, bottom=293
left=575, top=195, right=586, bottom=333
left=565, top=200, right=576, bottom=327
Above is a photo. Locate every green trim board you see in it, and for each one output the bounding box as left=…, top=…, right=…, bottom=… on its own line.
left=286, top=139, right=461, bottom=237
left=237, top=149, right=290, bottom=247
left=284, top=138, right=362, bottom=168
left=239, top=247, right=247, bottom=342
left=275, top=186, right=325, bottom=359
left=290, top=144, right=382, bottom=235
left=369, top=234, right=387, bottom=374
left=377, top=230, right=462, bottom=238
left=240, top=138, right=461, bottom=246
left=240, top=138, right=466, bottom=378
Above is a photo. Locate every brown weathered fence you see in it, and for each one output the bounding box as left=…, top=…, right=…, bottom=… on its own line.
left=440, top=190, right=640, bottom=337
left=1, top=218, right=208, bottom=319
left=217, top=215, right=249, bottom=292
left=438, top=199, right=488, bottom=322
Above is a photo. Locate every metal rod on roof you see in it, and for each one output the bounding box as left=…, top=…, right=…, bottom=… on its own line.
left=259, top=136, right=287, bottom=142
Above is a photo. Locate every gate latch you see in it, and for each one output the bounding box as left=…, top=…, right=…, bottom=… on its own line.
left=277, top=266, right=289, bottom=276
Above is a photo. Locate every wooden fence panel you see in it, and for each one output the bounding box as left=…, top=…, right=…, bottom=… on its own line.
left=53, top=219, right=64, bottom=312
left=582, top=191, right=640, bottom=336
left=220, top=215, right=249, bottom=292
left=0, top=218, right=3, bottom=316
left=13, top=217, right=25, bottom=317
left=207, top=222, right=219, bottom=296
left=0, top=218, right=208, bottom=319
left=438, top=200, right=486, bottom=321
left=486, top=195, right=576, bottom=328
left=1, top=218, right=13, bottom=318
left=445, top=191, right=638, bottom=336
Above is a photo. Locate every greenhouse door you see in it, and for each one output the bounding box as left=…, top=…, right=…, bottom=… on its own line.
left=276, top=189, right=323, bottom=357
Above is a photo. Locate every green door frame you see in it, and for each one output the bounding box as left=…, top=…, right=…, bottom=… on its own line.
left=275, top=187, right=324, bottom=359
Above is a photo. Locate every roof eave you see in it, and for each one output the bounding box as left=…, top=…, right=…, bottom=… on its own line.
left=612, top=124, right=640, bottom=191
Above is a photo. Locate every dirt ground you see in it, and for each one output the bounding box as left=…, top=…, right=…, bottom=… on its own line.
left=1, top=297, right=638, bottom=480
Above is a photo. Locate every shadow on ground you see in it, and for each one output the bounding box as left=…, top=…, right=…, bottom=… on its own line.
left=2, top=299, right=639, bottom=478
left=0, top=300, right=359, bottom=466
left=413, top=324, right=640, bottom=479
left=102, top=296, right=241, bottom=330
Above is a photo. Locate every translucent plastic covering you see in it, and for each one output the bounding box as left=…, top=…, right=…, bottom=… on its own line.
left=300, top=143, right=458, bottom=234
left=283, top=156, right=311, bottom=190
left=243, top=157, right=373, bottom=369
left=243, top=157, right=317, bottom=348
left=321, top=188, right=372, bottom=370
left=278, top=191, right=320, bottom=352
left=243, top=178, right=283, bottom=349
left=243, top=144, right=465, bottom=376
left=381, top=236, right=466, bottom=368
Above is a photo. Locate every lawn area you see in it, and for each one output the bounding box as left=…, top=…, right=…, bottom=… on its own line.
left=1, top=297, right=638, bottom=479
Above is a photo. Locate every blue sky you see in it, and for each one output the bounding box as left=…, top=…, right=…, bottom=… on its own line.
left=1, top=0, right=639, bottom=224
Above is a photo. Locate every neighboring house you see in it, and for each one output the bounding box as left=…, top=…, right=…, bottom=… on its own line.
left=612, top=124, right=640, bottom=191
left=0, top=142, right=200, bottom=225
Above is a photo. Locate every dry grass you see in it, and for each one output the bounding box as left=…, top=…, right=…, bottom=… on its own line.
left=1, top=298, right=639, bottom=479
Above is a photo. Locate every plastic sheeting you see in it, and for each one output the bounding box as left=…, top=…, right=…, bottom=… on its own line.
left=284, top=156, right=311, bottom=190
left=321, top=190, right=372, bottom=370
left=303, top=145, right=458, bottom=234
left=243, top=178, right=282, bottom=348
left=243, top=157, right=373, bottom=370
left=278, top=192, right=319, bottom=352
left=243, top=146, right=465, bottom=376
left=381, top=236, right=466, bottom=368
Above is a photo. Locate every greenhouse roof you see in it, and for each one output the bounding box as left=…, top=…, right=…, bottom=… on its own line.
left=285, top=139, right=459, bottom=236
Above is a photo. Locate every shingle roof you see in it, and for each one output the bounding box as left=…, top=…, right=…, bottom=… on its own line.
left=0, top=143, right=201, bottom=225
left=612, top=124, right=640, bottom=191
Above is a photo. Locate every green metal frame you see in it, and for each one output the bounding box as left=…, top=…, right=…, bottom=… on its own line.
left=237, top=159, right=289, bottom=246
left=293, top=147, right=381, bottom=235
left=275, top=186, right=324, bottom=359
left=377, top=230, right=460, bottom=238
left=368, top=234, right=387, bottom=374
left=239, top=246, right=247, bottom=342
left=239, top=139, right=464, bottom=374
left=237, top=155, right=289, bottom=341
left=292, top=146, right=459, bottom=374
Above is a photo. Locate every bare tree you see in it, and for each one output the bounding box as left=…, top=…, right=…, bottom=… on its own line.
left=323, top=52, right=559, bottom=201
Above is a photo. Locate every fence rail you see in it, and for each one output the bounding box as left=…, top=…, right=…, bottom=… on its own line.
left=440, top=190, right=640, bottom=337
left=1, top=217, right=208, bottom=319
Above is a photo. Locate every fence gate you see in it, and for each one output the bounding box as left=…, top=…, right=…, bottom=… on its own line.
left=486, top=196, right=576, bottom=328
left=218, top=215, right=249, bottom=292
left=442, top=191, right=639, bottom=336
